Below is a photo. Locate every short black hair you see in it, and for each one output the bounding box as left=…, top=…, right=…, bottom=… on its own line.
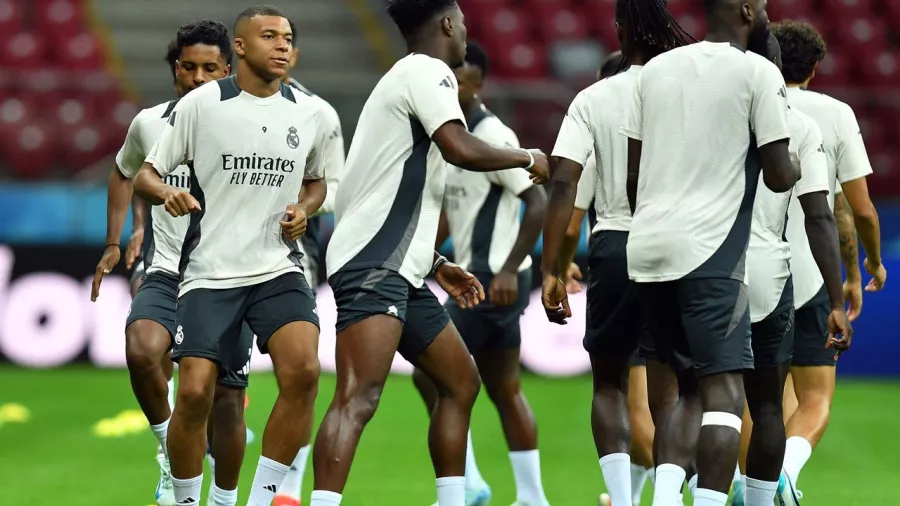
left=234, top=4, right=287, bottom=34
left=772, top=20, right=827, bottom=84
left=289, top=18, right=297, bottom=41
left=463, top=40, right=488, bottom=78
left=615, top=0, right=696, bottom=68
left=600, top=51, right=624, bottom=79
left=386, top=0, right=458, bottom=38
left=165, top=39, right=180, bottom=80
left=174, top=19, right=233, bottom=67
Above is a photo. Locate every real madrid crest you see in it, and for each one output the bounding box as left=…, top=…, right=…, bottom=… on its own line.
left=286, top=126, right=300, bottom=149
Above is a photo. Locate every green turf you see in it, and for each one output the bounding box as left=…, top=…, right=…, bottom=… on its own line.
left=1, top=365, right=898, bottom=505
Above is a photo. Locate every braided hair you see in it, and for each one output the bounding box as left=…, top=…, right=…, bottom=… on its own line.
left=615, top=0, right=696, bottom=68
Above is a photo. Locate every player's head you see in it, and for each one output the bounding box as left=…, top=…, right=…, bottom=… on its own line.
left=453, top=40, right=487, bottom=108
left=387, top=0, right=467, bottom=67
left=703, top=0, right=771, bottom=55
left=283, top=18, right=300, bottom=83
left=597, top=50, right=624, bottom=81
left=233, top=5, right=293, bottom=81
left=772, top=20, right=827, bottom=85
left=615, top=0, right=696, bottom=67
left=169, top=20, right=233, bottom=97
left=766, top=31, right=782, bottom=71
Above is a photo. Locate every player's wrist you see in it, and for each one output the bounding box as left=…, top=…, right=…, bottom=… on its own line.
left=104, top=243, right=120, bottom=250
left=520, top=149, right=535, bottom=171
left=430, top=254, right=449, bottom=277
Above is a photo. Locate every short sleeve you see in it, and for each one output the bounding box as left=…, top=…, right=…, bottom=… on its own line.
left=619, top=72, right=643, bottom=140
left=794, top=120, right=830, bottom=197
left=750, top=59, right=790, bottom=147
left=304, top=107, right=332, bottom=180
left=316, top=102, right=345, bottom=214
left=146, top=95, right=200, bottom=178
left=835, top=104, right=874, bottom=183
left=407, top=58, right=466, bottom=137
left=115, top=115, right=146, bottom=179
left=552, top=93, right=594, bottom=166
left=574, top=154, right=597, bottom=210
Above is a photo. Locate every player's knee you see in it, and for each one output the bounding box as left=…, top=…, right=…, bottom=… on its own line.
left=451, top=364, right=481, bottom=407
left=341, top=382, right=385, bottom=426
left=278, top=356, right=321, bottom=399
left=484, top=376, right=520, bottom=407
left=176, top=379, right=216, bottom=417
left=213, top=387, right=245, bottom=425
left=125, top=323, right=168, bottom=371
left=699, top=372, right=745, bottom=414
left=798, top=390, right=832, bottom=418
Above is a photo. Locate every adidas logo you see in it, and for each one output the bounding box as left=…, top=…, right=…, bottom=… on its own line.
left=177, top=499, right=195, bottom=505
left=777, top=86, right=787, bottom=98
left=439, top=77, right=456, bottom=89
left=817, top=144, right=825, bottom=153
left=264, top=484, right=278, bottom=493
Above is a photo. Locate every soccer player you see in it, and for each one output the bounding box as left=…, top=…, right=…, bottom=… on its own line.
left=541, top=1, right=695, bottom=504
left=409, top=41, right=549, bottom=506
left=771, top=19, right=886, bottom=501
left=736, top=32, right=848, bottom=506
left=133, top=6, right=327, bottom=506
left=310, top=0, right=549, bottom=504
left=90, top=20, right=254, bottom=506
left=273, top=18, right=346, bottom=506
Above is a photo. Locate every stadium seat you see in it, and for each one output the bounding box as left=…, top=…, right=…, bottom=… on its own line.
left=833, top=17, right=887, bottom=54
left=769, top=0, right=813, bottom=20
left=811, top=50, right=853, bottom=87
left=0, top=0, right=23, bottom=34
left=479, top=6, right=530, bottom=53
left=859, top=50, right=900, bottom=86
left=856, top=110, right=887, bottom=155
left=58, top=121, right=113, bottom=172
left=35, top=0, right=86, bottom=38
left=884, top=1, right=900, bottom=32
left=538, top=7, right=590, bottom=44
left=664, top=0, right=693, bottom=18
left=674, top=13, right=705, bottom=41
left=823, top=0, right=873, bottom=19
left=493, top=41, right=548, bottom=79
left=1, top=122, right=56, bottom=179
left=0, top=33, right=47, bottom=70
left=52, top=32, right=104, bottom=70
left=0, top=95, right=35, bottom=129
left=592, top=13, right=620, bottom=51
left=53, top=97, right=98, bottom=127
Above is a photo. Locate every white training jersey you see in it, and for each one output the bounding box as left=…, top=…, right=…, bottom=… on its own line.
left=116, top=100, right=187, bottom=278
left=442, top=105, right=533, bottom=274
left=620, top=42, right=790, bottom=283
left=784, top=87, right=874, bottom=307
left=146, top=76, right=329, bottom=296
left=574, top=152, right=597, bottom=212
left=554, top=65, right=642, bottom=234
left=326, top=53, right=466, bottom=287
left=747, top=107, right=829, bottom=322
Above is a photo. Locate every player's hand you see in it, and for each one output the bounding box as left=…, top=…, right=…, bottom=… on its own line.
left=163, top=189, right=201, bottom=217
left=825, top=307, right=853, bottom=360
left=843, top=280, right=863, bottom=322
left=864, top=257, right=886, bottom=292
left=541, top=273, right=571, bottom=324
left=489, top=270, right=518, bottom=307
left=526, top=149, right=549, bottom=184
left=280, top=204, right=308, bottom=241
left=91, top=245, right=120, bottom=302
left=124, top=228, right=144, bottom=270
left=436, top=262, right=485, bottom=309
left=564, top=263, right=583, bottom=294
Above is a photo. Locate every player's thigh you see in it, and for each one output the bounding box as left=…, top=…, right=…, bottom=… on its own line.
left=635, top=281, right=691, bottom=374
left=174, top=286, right=246, bottom=365
left=585, top=232, right=642, bottom=357
left=217, top=323, right=254, bottom=390
left=126, top=272, right=179, bottom=345
left=244, top=272, right=319, bottom=356
left=628, top=365, right=650, bottom=414
left=792, top=288, right=835, bottom=367
left=444, top=301, right=489, bottom=352
left=473, top=346, right=522, bottom=397
left=471, top=269, right=530, bottom=353
left=790, top=365, right=836, bottom=405
left=678, top=277, right=753, bottom=377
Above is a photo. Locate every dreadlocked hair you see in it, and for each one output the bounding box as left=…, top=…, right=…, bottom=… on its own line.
left=615, top=0, right=697, bottom=69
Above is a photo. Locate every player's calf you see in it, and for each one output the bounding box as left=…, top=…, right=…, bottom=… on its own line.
left=125, top=319, right=174, bottom=426
left=208, top=384, right=247, bottom=502
left=695, top=372, right=746, bottom=498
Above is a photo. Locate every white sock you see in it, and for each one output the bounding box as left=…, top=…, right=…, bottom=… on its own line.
left=277, top=444, right=311, bottom=499
left=207, top=454, right=216, bottom=479
left=167, top=377, right=176, bottom=412
left=732, top=463, right=742, bottom=483
left=310, top=490, right=343, bottom=505
left=436, top=476, right=466, bottom=506
left=648, top=468, right=655, bottom=486
left=247, top=456, right=290, bottom=506
left=688, top=474, right=698, bottom=498
left=631, top=464, right=650, bottom=505
left=172, top=474, right=202, bottom=506
left=599, top=453, right=632, bottom=506
left=150, top=418, right=170, bottom=459
left=783, top=436, right=812, bottom=486
left=693, top=487, right=728, bottom=506
left=744, top=477, right=777, bottom=506
left=465, top=430, right=488, bottom=490
left=651, top=464, right=686, bottom=506
left=509, top=450, right=548, bottom=503
left=211, top=484, right=237, bottom=506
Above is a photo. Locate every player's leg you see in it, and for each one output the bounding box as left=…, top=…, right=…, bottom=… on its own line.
left=626, top=363, right=654, bottom=506
left=168, top=287, right=245, bottom=506
left=310, top=269, right=409, bottom=504
left=206, top=384, right=247, bottom=506
left=782, top=373, right=798, bottom=423
left=243, top=273, right=321, bottom=506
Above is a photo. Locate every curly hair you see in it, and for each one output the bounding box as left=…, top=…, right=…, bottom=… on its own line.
left=615, top=0, right=696, bottom=68
left=387, top=0, right=457, bottom=38
left=772, top=20, right=827, bottom=84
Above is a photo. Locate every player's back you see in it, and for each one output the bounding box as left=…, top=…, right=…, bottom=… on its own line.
left=623, top=42, right=786, bottom=283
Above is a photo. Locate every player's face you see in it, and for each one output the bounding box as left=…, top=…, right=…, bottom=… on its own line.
left=175, top=44, right=230, bottom=96
left=745, top=0, right=771, bottom=55
left=237, top=15, right=293, bottom=80
left=453, top=63, right=481, bottom=106
left=446, top=6, right=468, bottom=68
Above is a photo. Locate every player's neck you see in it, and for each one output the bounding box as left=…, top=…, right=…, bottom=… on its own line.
left=628, top=50, right=647, bottom=67
left=787, top=79, right=809, bottom=89
left=704, top=28, right=747, bottom=51
left=235, top=63, right=281, bottom=99
left=406, top=40, right=452, bottom=66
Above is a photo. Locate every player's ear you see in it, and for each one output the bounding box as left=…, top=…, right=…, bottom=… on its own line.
left=740, top=1, right=754, bottom=24
left=233, top=38, right=245, bottom=58
left=224, top=64, right=232, bottom=77
left=441, top=15, right=453, bottom=38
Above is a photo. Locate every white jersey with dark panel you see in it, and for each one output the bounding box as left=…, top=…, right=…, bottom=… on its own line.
left=554, top=65, right=642, bottom=234
left=116, top=99, right=186, bottom=278
left=286, top=78, right=345, bottom=287
left=747, top=107, right=829, bottom=322
left=442, top=105, right=533, bottom=274
left=620, top=42, right=790, bottom=283
left=784, top=87, right=874, bottom=307
left=146, top=75, right=330, bottom=296
left=326, top=53, right=467, bottom=288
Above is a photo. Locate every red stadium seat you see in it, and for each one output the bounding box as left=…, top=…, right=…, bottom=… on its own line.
left=768, top=0, right=813, bottom=21
left=856, top=111, right=887, bottom=155
left=477, top=6, right=530, bottom=55
left=35, top=0, right=86, bottom=38
left=867, top=150, right=900, bottom=196
left=53, top=32, right=104, bottom=70
left=53, top=97, right=98, bottom=127
left=494, top=42, right=548, bottom=79
left=822, top=0, right=873, bottom=19
left=674, top=13, right=705, bottom=41
left=833, top=17, right=887, bottom=54
left=859, top=50, right=900, bottom=86
left=0, top=33, right=48, bottom=70
left=58, top=121, right=113, bottom=172
left=885, top=1, right=900, bottom=32
left=664, top=0, right=693, bottom=18
left=538, top=7, right=590, bottom=44
left=593, top=17, right=619, bottom=52
left=1, top=122, right=56, bottom=179
left=810, top=50, right=853, bottom=87
left=0, top=95, right=36, bottom=130
left=0, top=0, right=23, bottom=33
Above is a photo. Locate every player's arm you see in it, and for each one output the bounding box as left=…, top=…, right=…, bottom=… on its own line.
left=625, top=139, right=641, bottom=213
left=620, top=73, right=644, bottom=213
left=435, top=205, right=450, bottom=252
left=753, top=63, right=798, bottom=192
left=833, top=189, right=861, bottom=284
left=561, top=207, right=585, bottom=276
left=311, top=103, right=344, bottom=216
left=125, top=193, right=148, bottom=269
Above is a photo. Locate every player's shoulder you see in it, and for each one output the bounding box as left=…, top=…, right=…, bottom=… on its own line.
left=394, top=52, right=455, bottom=82
left=131, top=99, right=178, bottom=127
left=791, top=88, right=854, bottom=120
left=474, top=111, right=517, bottom=146
left=787, top=107, right=821, bottom=143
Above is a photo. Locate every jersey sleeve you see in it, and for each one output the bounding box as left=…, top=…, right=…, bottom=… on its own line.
left=794, top=120, right=830, bottom=197
left=115, top=114, right=146, bottom=179
left=574, top=154, right=597, bottom=210
left=619, top=72, right=643, bottom=140
left=835, top=104, right=874, bottom=183
left=750, top=60, right=790, bottom=147
left=316, top=102, right=345, bottom=214
left=146, top=94, right=200, bottom=178
left=406, top=59, right=467, bottom=137
left=477, top=121, right=531, bottom=195
left=304, top=106, right=332, bottom=181
left=552, top=93, right=594, bottom=166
